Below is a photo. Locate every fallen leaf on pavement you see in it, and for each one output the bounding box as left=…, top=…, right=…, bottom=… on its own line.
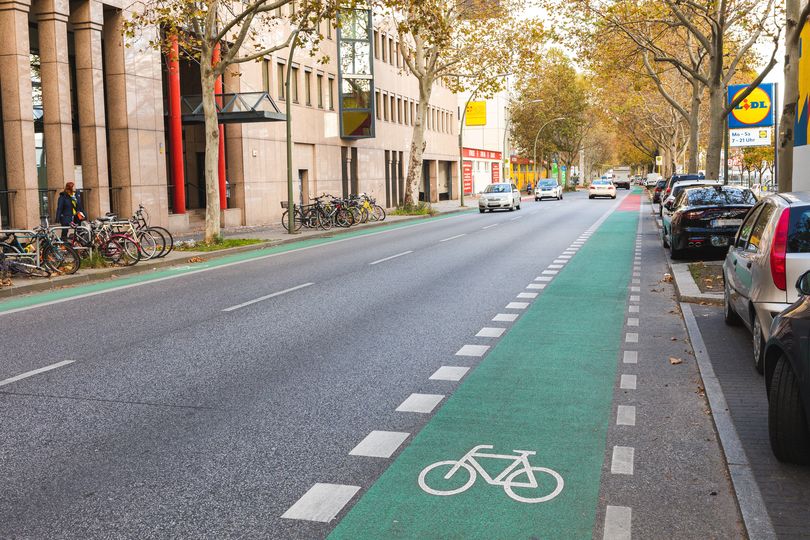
left=670, top=357, right=683, bottom=365
left=663, top=273, right=673, bottom=283
left=188, top=257, right=205, bottom=263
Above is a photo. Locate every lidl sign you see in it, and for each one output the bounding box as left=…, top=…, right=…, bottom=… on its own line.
left=728, top=83, right=775, bottom=129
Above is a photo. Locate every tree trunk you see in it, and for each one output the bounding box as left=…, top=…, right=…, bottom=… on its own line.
left=705, top=82, right=726, bottom=180
left=687, top=78, right=702, bottom=173
left=403, top=80, right=432, bottom=206
left=201, top=57, right=221, bottom=243
left=779, top=0, right=802, bottom=193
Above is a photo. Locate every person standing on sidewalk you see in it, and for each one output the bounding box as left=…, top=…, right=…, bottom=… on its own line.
left=55, top=182, right=85, bottom=239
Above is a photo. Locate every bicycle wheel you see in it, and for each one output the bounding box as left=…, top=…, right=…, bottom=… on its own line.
left=348, top=207, right=362, bottom=226
left=9, top=258, right=51, bottom=277
left=43, top=243, right=81, bottom=275
left=143, top=228, right=167, bottom=258
left=418, top=461, right=476, bottom=496
left=503, top=466, right=564, bottom=503
left=303, top=208, right=320, bottom=229
left=136, top=230, right=158, bottom=260
left=373, top=205, right=386, bottom=221
left=318, top=209, right=333, bottom=230
left=281, top=210, right=304, bottom=232
left=98, top=238, right=124, bottom=264
left=149, top=226, right=174, bottom=257
left=108, top=235, right=141, bottom=266
left=335, top=208, right=352, bottom=228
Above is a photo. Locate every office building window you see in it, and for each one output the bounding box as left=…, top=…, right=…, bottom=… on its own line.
left=290, top=67, right=299, bottom=102
left=375, top=91, right=381, bottom=119
left=317, top=74, right=324, bottom=108
left=328, top=76, right=335, bottom=110
left=374, top=31, right=380, bottom=60
left=304, top=70, right=312, bottom=105
left=262, top=58, right=271, bottom=93
left=277, top=62, right=285, bottom=100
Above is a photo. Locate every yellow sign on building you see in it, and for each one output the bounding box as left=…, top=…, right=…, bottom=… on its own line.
left=466, top=101, right=487, bottom=126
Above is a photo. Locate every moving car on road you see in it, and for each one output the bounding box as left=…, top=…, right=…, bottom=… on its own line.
left=479, top=183, right=522, bottom=213
left=613, top=166, right=632, bottom=189
left=763, top=270, right=810, bottom=465
left=589, top=179, right=616, bottom=199
left=724, top=192, right=810, bottom=373
left=535, top=180, right=563, bottom=201
left=664, top=185, right=755, bottom=260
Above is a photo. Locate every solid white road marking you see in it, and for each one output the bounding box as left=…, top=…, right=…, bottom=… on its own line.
left=281, top=483, right=361, bottom=522
left=396, top=393, right=445, bottom=413
left=517, top=292, right=538, bottom=299
left=617, top=405, right=637, bottom=426
left=627, top=318, right=639, bottom=327
left=603, top=505, right=632, bottom=540
left=477, top=327, right=506, bottom=338
left=222, top=283, right=314, bottom=312
left=0, top=360, right=75, bottom=388
left=430, top=366, right=470, bottom=381
left=506, top=302, right=530, bottom=310
left=526, top=284, right=546, bottom=290
left=482, top=224, right=500, bottom=230
left=349, top=431, right=410, bottom=458
left=623, top=351, right=638, bottom=364
left=440, top=234, right=466, bottom=243
left=493, top=313, right=519, bottom=322
left=629, top=305, right=639, bottom=313
left=456, top=344, right=490, bottom=357
left=369, top=251, right=414, bottom=266
left=621, top=374, right=637, bottom=390
left=625, top=333, right=638, bottom=343
left=611, top=446, right=635, bottom=475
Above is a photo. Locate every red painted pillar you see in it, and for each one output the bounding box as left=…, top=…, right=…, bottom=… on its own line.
left=213, top=44, right=227, bottom=210
left=167, top=35, right=186, bottom=214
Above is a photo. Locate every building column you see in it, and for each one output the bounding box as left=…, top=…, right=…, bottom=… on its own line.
left=70, top=0, right=109, bottom=219
left=0, top=0, right=40, bottom=227
left=213, top=43, right=227, bottom=210
left=166, top=34, right=185, bottom=214
left=34, top=0, right=75, bottom=199
left=102, top=9, right=130, bottom=216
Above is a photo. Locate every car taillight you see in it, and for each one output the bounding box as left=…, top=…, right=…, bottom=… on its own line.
left=770, top=208, right=790, bottom=291
left=683, top=210, right=704, bottom=220
left=666, top=188, right=671, bottom=194
left=590, top=186, right=595, bottom=190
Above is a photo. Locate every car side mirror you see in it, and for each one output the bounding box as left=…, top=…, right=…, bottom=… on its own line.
left=796, top=271, right=810, bottom=296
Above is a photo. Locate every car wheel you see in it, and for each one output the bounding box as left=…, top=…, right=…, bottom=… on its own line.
left=509, top=205, right=514, bottom=211
left=560, top=193, right=563, bottom=200
left=589, top=195, right=594, bottom=200
left=479, top=208, right=485, bottom=213
left=611, top=195, right=616, bottom=199
left=662, top=227, right=669, bottom=248
left=517, top=204, right=521, bottom=210
left=723, top=277, right=741, bottom=326
left=669, top=237, right=682, bottom=260
left=535, top=198, right=540, bottom=202
left=768, top=354, right=810, bottom=464
left=753, top=315, right=766, bottom=374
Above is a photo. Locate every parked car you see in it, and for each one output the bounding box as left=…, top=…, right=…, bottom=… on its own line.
left=661, top=181, right=721, bottom=238
left=659, top=173, right=706, bottom=215
left=652, top=179, right=667, bottom=203
left=664, top=186, right=755, bottom=260
left=763, top=270, right=810, bottom=464
left=724, top=192, right=810, bottom=373
left=535, top=180, right=563, bottom=201
left=479, top=182, right=522, bottom=213
left=646, top=173, right=662, bottom=188
left=589, top=179, right=616, bottom=199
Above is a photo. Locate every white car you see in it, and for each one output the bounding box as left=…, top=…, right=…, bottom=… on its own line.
left=479, top=182, right=522, bottom=213
left=589, top=179, right=616, bottom=199
left=535, top=180, right=563, bottom=201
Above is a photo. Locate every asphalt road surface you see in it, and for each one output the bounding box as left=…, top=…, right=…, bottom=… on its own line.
left=0, top=190, right=742, bottom=539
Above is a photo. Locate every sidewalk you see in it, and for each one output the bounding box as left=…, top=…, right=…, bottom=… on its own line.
left=0, top=199, right=473, bottom=300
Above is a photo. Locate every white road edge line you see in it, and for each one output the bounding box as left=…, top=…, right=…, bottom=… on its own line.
left=439, top=234, right=466, bottom=243
left=369, top=251, right=414, bottom=266
left=223, top=283, right=314, bottom=312
left=482, top=224, right=500, bottom=230
left=0, top=360, right=75, bottom=388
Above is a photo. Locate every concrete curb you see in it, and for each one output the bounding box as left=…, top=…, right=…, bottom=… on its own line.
left=0, top=209, right=469, bottom=299
left=670, top=262, right=724, bottom=305
left=681, top=303, right=776, bottom=540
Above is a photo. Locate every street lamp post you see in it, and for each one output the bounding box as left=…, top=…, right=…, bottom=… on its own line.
left=458, top=73, right=510, bottom=206
left=532, top=117, right=566, bottom=187
left=285, top=30, right=301, bottom=234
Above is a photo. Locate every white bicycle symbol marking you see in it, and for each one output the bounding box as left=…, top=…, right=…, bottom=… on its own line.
left=418, top=444, right=564, bottom=504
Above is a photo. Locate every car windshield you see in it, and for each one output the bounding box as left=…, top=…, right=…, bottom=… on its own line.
left=686, top=187, right=755, bottom=206
left=539, top=181, right=557, bottom=188
left=788, top=207, right=810, bottom=253
left=484, top=184, right=511, bottom=193
left=672, top=183, right=713, bottom=198
left=656, top=180, right=667, bottom=188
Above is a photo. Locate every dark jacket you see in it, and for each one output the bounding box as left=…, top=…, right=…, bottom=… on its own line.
left=55, top=191, right=85, bottom=226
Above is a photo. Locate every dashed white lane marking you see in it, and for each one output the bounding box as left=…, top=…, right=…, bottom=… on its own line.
left=616, top=405, right=637, bottom=426
left=456, top=344, right=490, bottom=357
left=552, top=260, right=567, bottom=265
left=0, top=360, right=75, bottom=388
left=527, top=284, right=546, bottom=290
left=620, top=374, right=637, bottom=390
left=558, top=255, right=572, bottom=259
left=510, top=216, right=524, bottom=221
left=630, top=295, right=640, bottom=302
left=349, top=431, right=410, bottom=458
left=603, top=505, right=632, bottom=540
left=627, top=318, right=639, bottom=327
left=535, top=276, right=553, bottom=282
left=477, top=327, right=506, bottom=338
left=542, top=270, right=559, bottom=275
left=430, top=366, right=470, bottom=381
left=506, top=302, right=529, bottom=310
left=517, top=292, right=538, bottom=299
left=630, top=286, right=640, bottom=292
left=222, top=282, right=315, bottom=312
left=632, top=278, right=641, bottom=284
left=440, top=234, right=466, bottom=242
left=281, top=483, right=361, bottom=522
left=493, top=313, right=519, bottom=322
left=628, top=305, right=639, bottom=313
left=482, top=224, right=500, bottom=230
left=611, top=446, right=635, bottom=475
left=548, top=264, right=564, bottom=269
left=396, top=393, right=444, bottom=413
left=632, top=272, right=641, bottom=277
left=369, top=251, right=414, bottom=266
left=623, top=351, right=638, bottom=364
left=625, top=333, right=638, bottom=343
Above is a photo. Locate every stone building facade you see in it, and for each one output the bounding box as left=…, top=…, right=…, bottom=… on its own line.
left=0, top=2, right=459, bottom=231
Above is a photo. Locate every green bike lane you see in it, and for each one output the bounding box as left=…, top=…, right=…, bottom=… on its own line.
left=329, top=204, right=640, bottom=539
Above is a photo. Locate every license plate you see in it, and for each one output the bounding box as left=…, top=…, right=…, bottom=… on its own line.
left=712, top=219, right=742, bottom=227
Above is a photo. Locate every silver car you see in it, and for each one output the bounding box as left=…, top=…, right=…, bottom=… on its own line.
left=724, top=193, right=810, bottom=373
left=479, top=183, right=522, bottom=213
